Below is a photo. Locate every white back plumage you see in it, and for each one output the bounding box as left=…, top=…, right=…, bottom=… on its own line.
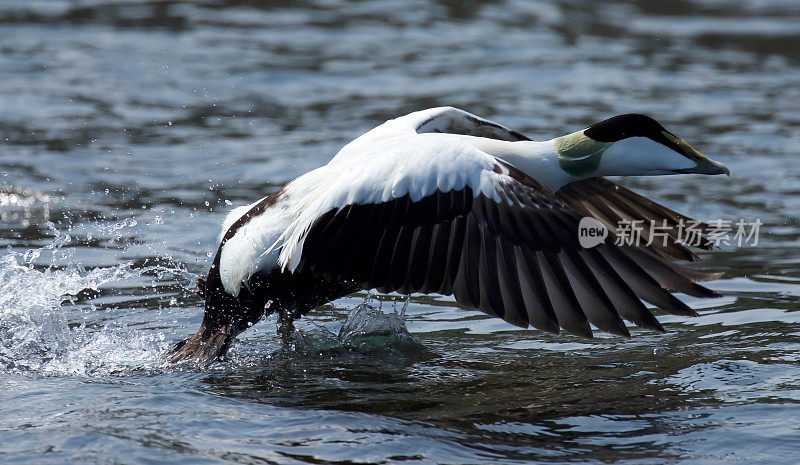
left=218, top=107, right=553, bottom=296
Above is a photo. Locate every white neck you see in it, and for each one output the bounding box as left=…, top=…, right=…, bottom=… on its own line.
left=452, top=135, right=578, bottom=192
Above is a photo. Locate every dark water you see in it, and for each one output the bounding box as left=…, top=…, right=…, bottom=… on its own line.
left=1, top=1, right=799, bottom=463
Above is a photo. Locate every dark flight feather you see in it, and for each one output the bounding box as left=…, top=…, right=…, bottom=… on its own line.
left=295, top=163, right=717, bottom=338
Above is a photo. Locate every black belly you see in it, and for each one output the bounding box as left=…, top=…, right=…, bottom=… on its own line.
left=201, top=263, right=360, bottom=333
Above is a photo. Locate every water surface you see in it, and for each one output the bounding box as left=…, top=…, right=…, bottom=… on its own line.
left=1, top=1, right=799, bottom=463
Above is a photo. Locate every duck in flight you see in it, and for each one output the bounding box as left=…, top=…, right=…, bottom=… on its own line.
left=169, top=107, right=730, bottom=365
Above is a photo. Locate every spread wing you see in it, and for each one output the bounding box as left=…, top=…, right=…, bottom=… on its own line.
left=556, top=177, right=718, bottom=265
left=411, top=106, right=531, bottom=141
left=329, top=107, right=530, bottom=164
left=279, top=139, right=720, bottom=338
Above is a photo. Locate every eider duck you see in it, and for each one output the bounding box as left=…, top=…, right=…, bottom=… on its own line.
left=169, top=107, right=729, bottom=365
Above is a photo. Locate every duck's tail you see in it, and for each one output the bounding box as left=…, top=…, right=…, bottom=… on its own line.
left=167, top=272, right=255, bottom=366
left=167, top=320, right=237, bottom=366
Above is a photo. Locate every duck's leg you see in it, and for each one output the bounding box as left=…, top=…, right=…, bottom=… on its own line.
left=277, top=308, right=296, bottom=344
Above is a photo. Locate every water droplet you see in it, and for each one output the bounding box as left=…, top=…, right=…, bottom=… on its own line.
left=653, top=347, right=665, bottom=355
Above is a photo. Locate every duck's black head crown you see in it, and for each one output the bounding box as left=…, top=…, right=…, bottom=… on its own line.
left=584, top=114, right=673, bottom=143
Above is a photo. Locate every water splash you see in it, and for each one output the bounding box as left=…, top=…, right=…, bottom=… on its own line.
left=0, top=220, right=182, bottom=377
left=41, top=326, right=171, bottom=377
left=338, top=301, right=414, bottom=345
left=287, top=300, right=425, bottom=357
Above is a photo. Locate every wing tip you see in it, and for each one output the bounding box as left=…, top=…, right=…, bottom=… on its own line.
left=563, top=325, right=594, bottom=339
left=607, top=325, right=632, bottom=338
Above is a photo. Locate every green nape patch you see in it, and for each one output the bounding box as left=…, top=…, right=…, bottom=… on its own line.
left=554, top=130, right=610, bottom=177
